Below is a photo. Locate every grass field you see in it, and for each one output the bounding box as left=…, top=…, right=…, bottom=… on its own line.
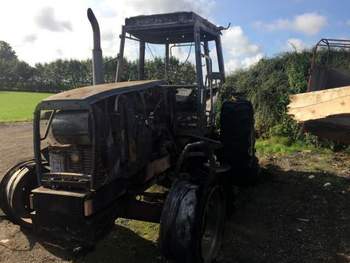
left=0, top=91, right=51, bottom=122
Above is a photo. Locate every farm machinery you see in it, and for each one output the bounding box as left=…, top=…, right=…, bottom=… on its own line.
left=288, top=39, right=350, bottom=145
left=0, top=9, right=259, bottom=262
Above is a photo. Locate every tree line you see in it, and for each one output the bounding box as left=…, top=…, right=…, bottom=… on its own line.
left=0, top=40, right=196, bottom=92
left=2, top=39, right=350, bottom=143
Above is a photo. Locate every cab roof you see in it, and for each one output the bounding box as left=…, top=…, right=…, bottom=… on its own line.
left=124, top=12, right=222, bottom=44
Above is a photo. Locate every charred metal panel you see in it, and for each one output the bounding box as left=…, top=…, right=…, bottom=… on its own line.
left=35, top=82, right=176, bottom=192
left=124, top=12, right=221, bottom=44
left=116, top=26, right=126, bottom=82
left=31, top=185, right=127, bottom=244
left=215, top=36, right=225, bottom=82
left=118, top=197, right=163, bottom=223
left=31, top=187, right=87, bottom=224
left=139, top=41, right=145, bottom=80
left=42, top=80, right=165, bottom=103
left=194, top=23, right=205, bottom=129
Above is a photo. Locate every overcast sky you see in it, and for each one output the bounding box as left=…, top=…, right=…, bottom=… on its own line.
left=0, top=0, right=348, bottom=73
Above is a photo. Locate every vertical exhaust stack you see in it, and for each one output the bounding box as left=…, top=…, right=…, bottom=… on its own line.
left=87, top=8, right=104, bottom=85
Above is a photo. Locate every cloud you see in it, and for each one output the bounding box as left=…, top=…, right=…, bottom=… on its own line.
left=23, top=34, right=37, bottom=43
left=35, top=6, right=72, bottom=32
left=102, top=32, right=114, bottom=42
left=112, top=0, right=216, bottom=17
left=56, top=49, right=63, bottom=56
left=255, top=12, right=327, bottom=36
left=0, top=0, right=221, bottom=66
left=242, top=53, right=264, bottom=67
left=222, top=26, right=263, bottom=72
left=170, top=45, right=195, bottom=63
left=223, top=26, right=261, bottom=57
left=286, top=38, right=307, bottom=52
left=294, top=13, right=327, bottom=35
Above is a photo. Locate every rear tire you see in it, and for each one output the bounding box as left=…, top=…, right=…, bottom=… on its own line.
left=220, top=98, right=260, bottom=186
left=160, top=179, right=226, bottom=263
left=0, top=159, right=41, bottom=228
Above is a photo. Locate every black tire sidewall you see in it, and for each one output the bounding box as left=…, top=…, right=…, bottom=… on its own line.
left=0, top=159, right=37, bottom=228
left=193, top=176, right=226, bottom=263
left=160, top=176, right=226, bottom=263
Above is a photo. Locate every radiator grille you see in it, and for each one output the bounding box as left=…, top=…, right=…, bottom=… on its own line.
left=48, top=146, right=110, bottom=189
left=49, top=146, right=93, bottom=175
left=66, top=146, right=93, bottom=175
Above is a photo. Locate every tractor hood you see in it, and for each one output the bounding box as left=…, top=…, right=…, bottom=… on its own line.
left=42, top=80, right=166, bottom=105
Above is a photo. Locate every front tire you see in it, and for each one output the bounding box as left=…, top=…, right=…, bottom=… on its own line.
left=160, top=179, right=226, bottom=263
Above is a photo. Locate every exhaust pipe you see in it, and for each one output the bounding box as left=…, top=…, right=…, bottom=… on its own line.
left=87, top=8, right=104, bottom=85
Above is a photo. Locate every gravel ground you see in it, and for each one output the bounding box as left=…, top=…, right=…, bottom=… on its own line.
left=0, top=122, right=350, bottom=263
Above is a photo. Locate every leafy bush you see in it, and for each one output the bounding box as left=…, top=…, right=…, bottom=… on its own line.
left=223, top=48, right=350, bottom=149
left=223, top=51, right=312, bottom=140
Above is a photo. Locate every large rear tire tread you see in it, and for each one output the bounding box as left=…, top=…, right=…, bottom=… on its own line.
left=220, top=98, right=260, bottom=186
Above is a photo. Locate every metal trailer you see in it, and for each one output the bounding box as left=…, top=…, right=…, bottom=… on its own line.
left=0, top=9, right=259, bottom=263
left=298, top=38, right=350, bottom=144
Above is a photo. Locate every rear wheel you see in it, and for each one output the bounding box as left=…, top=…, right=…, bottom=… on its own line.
left=0, top=159, right=42, bottom=228
left=160, top=179, right=226, bottom=263
left=220, top=98, right=260, bottom=186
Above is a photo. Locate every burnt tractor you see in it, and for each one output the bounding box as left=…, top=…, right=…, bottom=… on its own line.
left=0, top=9, right=259, bottom=262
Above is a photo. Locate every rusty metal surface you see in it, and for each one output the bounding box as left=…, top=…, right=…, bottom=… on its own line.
left=308, top=38, right=350, bottom=92
left=43, top=80, right=165, bottom=102
left=35, top=83, right=174, bottom=192
left=31, top=186, right=87, bottom=198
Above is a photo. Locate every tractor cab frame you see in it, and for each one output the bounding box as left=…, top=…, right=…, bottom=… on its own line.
left=116, top=12, right=226, bottom=132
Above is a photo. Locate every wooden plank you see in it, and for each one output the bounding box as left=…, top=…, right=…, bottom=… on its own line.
left=288, top=95, right=350, bottom=122
left=288, top=85, right=350, bottom=109
left=288, top=85, right=350, bottom=122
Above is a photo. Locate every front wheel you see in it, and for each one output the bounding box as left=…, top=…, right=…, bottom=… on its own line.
left=159, top=179, right=226, bottom=263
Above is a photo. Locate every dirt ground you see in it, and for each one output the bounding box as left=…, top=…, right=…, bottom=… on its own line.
left=1, top=122, right=350, bottom=263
